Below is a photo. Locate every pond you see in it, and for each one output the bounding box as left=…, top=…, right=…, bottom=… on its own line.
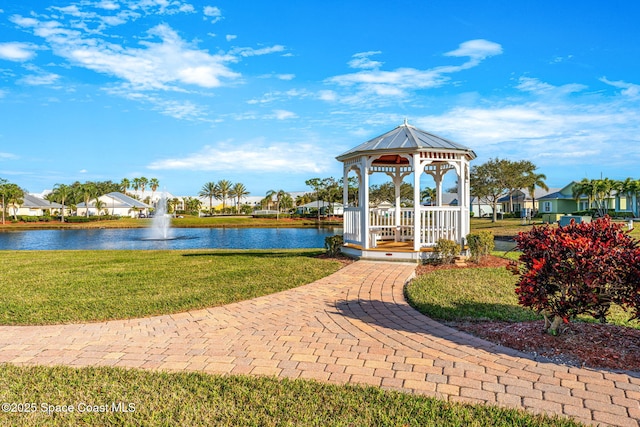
left=0, top=227, right=341, bottom=251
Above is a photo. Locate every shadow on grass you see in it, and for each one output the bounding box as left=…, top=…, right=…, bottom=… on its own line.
left=407, top=300, right=540, bottom=323
left=181, top=249, right=325, bottom=258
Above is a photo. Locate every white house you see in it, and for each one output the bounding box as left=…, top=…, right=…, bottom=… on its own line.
left=9, top=194, right=63, bottom=217
left=77, top=192, right=150, bottom=218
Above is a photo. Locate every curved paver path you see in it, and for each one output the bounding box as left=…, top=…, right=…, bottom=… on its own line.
left=0, top=261, right=638, bottom=426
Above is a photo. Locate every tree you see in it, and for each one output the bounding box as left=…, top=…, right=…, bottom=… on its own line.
left=50, top=183, right=72, bottom=222
left=2, top=183, right=24, bottom=221
left=266, top=189, right=289, bottom=220
left=421, top=187, right=436, bottom=205
left=509, top=217, right=640, bottom=335
left=76, top=182, right=97, bottom=218
left=524, top=172, right=549, bottom=214
left=504, top=160, right=536, bottom=213
left=216, top=179, right=233, bottom=212
left=139, top=177, right=149, bottom=195
left=572, top=178, right=621, bottom=217
left=369, top=182, right=414, bottom=206
left=120, top=178, right=130, bottom=195
left=471, top=158, right=536, bottom=222
left=621, top=177, right=640, bottom=217
left=149, top=178, right=160, bottom=201
left=0, top=178, right=23, bottom=224
left=231, top=182, right=250, bottom=214
left=131, top=177, right=141, bottom=194
left=305, top=178, right=323, bottom=221
left=199, top=182, right=219, bottom=214
left=93, top=198, right=107, bottom=216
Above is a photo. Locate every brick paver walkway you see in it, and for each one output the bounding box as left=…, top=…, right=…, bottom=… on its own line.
left=0, top=261, right=638, bottom=426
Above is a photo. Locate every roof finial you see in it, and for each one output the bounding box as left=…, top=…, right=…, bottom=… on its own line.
left=403, top=117, right=408, bottom=126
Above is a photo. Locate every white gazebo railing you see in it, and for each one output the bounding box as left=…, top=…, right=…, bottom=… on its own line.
left=343, top=207, right=361, bottom=245
left=343, top=206, right=466, bottom=248
left=419, top=206, right=460, bottom=246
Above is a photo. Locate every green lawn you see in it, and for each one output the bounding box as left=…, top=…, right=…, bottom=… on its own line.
left=0, top=249, right=341, bottom=325
left=406, top=253, right=640, bottom=329
left=0, top=365, right=583, bottom=427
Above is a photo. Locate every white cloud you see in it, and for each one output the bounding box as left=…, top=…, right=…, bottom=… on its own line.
left=414, top=81, right=640, bottom=172
left=272, top=109, right=297, bottom=120
left=0, top=152, right=18, bottom=160
left=0, top=42, right=38, bottom=62
left=203, top=5, right=222, bottom=23
left=277, top=73, right=295, bottom=80
left=12, top=16, right=240, bottom=91
left=348, top=51, right=383, bottom=69
left=226, top=34, right=237, bottom=42
left=600, top=77, right=640, bottom=98
left=231, top=45, right=285, bottom=57
left=19, top=72, right=61, bottom=86
left=147, top=140, right=332, bottom=173
left=516, top=77, right=586, bottom=96
left=96, top=1, right=120, bottom=11
left=444, top=39, right=502, bottom=60
left=325, top=39, right=503, bottom=104
left=79, top=169, right=88, bottom=173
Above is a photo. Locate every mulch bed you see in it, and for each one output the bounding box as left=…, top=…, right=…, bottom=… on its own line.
left=415, top=255, right=640, bottom=373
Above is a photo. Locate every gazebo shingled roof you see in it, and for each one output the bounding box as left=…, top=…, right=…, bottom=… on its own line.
left=336, top=121, right=477, bottom=161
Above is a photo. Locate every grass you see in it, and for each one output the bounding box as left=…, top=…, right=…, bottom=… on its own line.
left=470, top=217, right=640, bottom=239
left=0, top=249, right=341, bottom=325
left=0, top=365, right=583, bottom=427
left=406, top=252, right=640, bottom=329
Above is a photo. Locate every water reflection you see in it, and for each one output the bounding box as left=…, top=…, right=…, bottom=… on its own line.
left=0, top=227, right=341, bottom=251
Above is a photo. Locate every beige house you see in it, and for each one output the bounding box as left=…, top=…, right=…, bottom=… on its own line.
left=9, top=194, right=63, bottom=217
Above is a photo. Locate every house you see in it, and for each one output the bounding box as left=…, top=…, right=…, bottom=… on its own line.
left=441, top=193, right=501, bottom=218
left=77, top=192, right=150, bottom=218
left=498, top=188, right=560, bottom=215
left=537, top=182, right=635, bottom=222
left=295, top=201, right=344, bottom=216
left=9, top=194, right=63, bottom=217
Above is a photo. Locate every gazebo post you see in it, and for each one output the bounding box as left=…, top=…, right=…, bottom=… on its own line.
left=413, top=153, right=421, bottom=251
left=361, top=156, right=370, bottom=249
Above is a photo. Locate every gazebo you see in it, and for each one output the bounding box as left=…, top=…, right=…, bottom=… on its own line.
left=337, top=120, right=476, bottom=262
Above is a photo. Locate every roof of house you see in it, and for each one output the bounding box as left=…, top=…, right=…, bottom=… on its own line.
left=23, top=194, right=63, bottom=209
left=297, top=201, right=343, bottom=209
left=336, top=121, right=476, bottom=161
left=497, top=188, right=560, bottom=203
left=78, top=192, right=149, bottom=208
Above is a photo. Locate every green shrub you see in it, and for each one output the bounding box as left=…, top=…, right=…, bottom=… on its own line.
left=434, top=239, right=459, bottom=264
left=324, top=235, right=344, bottom=257
left=467, top=231, right=494, bottom=263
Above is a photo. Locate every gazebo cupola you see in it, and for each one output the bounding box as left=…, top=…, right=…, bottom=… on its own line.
left=336, top=120, right=476, bottom=262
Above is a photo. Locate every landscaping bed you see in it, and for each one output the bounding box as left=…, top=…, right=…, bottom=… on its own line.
left=411, top=256, right=640, bottom=373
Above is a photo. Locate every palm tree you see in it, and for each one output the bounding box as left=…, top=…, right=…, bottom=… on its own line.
left=120, top=178, right=130, bottom=195
left=231, top=182, right=250, bottom=214
left=131, top=177, right=141, bottom=195
left=421, top=187, right=436, bottom=205
left=0, top=181, right=23, bottom=222
left=216, top=179, right=233, bottom=213
left=525, top=172, right=549, bottom=214
left=93, top=198, right=106, bottom=216
left=139, top=177, right=149, bottom=196
left=149, top=178, right=160, bottom=201
left=621, top=177, right=640, bottom=217
left=50, top=183, right=72, bottom=222
left=572, top=178, right=596, bottom=213
left=77, top=182, right=97, bottom=218
left=199, top=182, right=219, bottom=215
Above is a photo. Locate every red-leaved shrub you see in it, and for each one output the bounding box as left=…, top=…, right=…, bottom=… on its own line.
left=508, top=217, right=640, bottom=335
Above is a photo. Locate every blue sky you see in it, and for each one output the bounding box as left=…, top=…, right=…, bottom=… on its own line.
left=1, top=0, right=639, bottom=197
